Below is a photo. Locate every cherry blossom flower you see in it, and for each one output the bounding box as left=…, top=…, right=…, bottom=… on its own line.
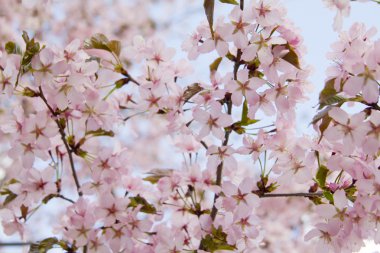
left=324, top=107, right=370, bottom=154
left=226, top=69, right=266, bottom=106
left=206, top=145, right=237, bottom=172
left=192, top=102, right=233, bottom=140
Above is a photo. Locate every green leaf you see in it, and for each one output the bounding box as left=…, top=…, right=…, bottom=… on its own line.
left=319, top=79, right=346, bottom=109
left=85, top=128, right=115, bottom=137
left=21, top=31, right=41, bottom=66
left=143, top=169, right=173, bottom=184
left=282, top=44, right=301, bottom=69
left=209, top=57, right=223, bottom=73
left=311, top=106, right=333, bottom=141
left=22, top=87, right=39, bottom=97
left=225, top=52, right=235, bottom=61
left=29, top=237, right=58, bottom=253
left=129, top=195, right=157, bottom=214
left=142, top=175, right=161, bottom=184
left=203, top=0, right=215, bottom=38
left=219, top=0, right=238, bottom=4
left=200, top=226, right=236, bottom=252
left=14, top=31, right=41, bottom=87
left=316, top=165, right=329, bottom=188
left=241, top=99, right=249, bottom=124
left=183, top=83, right=203, bottom=103
left=2, top=178, right=19, bottom=187
left=345, top=185, right=357, bottom=202
left=84, top=33, right=110, bottom=51
left=107, top=40, right=121, bottom=57
left=5, top=41, right=22, bottom=55
left=319, top=114, right=332, bottom=141
left=266, top=182, right=279, bottom=193
left=241, top=119, right=260, bottom=126
left=115, top=78, right=129, bottom=89
left=84, top=33, right=122, bottom=57
left=320, top=95, right=347, bottom=110
left=235, top=99, right=260, bottom=129
left=3, top=192, right=17, bottom=206
left=42, top=194, right=57, bottom=204
left=323, top=191, right=334, bottom=204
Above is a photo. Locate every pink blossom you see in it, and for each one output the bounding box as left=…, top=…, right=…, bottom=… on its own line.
left=324, top=107, right=370, bottom=154
left=192, top=102, right=233, bottom=140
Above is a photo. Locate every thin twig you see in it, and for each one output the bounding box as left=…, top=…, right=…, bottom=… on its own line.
left=0, top=242, right=32, bottom=247
left=200, top=140, right=208, bottom=150
left=38, top=87, right=82, bottom=196
left=257, top=192, right=324, bottom=198
left=57, top=194, right=75, bottom=204
left=210, top=50, right=242, bottom=221
left=119, top=68, right=140, bottom=86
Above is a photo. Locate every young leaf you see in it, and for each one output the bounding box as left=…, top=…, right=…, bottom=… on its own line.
left=323, top=191, right=334, bottom=204
left=311, top=106, right=333, bottom=142
left=282, top=44, right=301, bottom=69
left=107, top=40, right=121, bottom=57
left=241, top=119, right=260, bottom=126
left=3, top=191, right=17, bottom=206
left=143, top=169, right=173, bottom=184
left=200, top=225, right=236, bottom=252
left=129, top=195, right=157, bottom=214
left=29, top=237, right=58, bottom=253
left=219, top=0, right=238, bottom=4
left=21, top=31, right=41, bottom=67
left=14, top=31, right=41, bottom=87
left=183, top=83, right=203, bottom=103
left=85, top=128, right=115, bottom=137
left=210, top=57, right=223, bottom=73
left=5, top=41, right=22, bottom=55
left=241, top=99, right=249, bottom=125
left=318, top=114, right=332, bottom=141
left=84, top=33, right=122, bottom=57
left=42, top=194, right=57, bottom=204
left=84, top=33, right=110, bottom=51
left=204, top=0, right=215, bottom=38
left=238, top=99, right=259, bottom=126
left=319, top=78, right=345, bottom=109
left=316, top=165, right=329, bottom=188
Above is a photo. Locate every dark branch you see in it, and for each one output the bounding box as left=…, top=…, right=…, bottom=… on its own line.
left=257, top=192, right=324, bottom=198
left=0, top=242, right=32, bottom=247
left=57, top=194, right=75, bottom=203
left=38, top=86, right=82, bottom=196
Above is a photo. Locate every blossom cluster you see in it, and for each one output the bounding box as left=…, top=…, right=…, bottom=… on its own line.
left=308, top=22, right=380, bottom=252
left=0, top=0, right=378, bottom=253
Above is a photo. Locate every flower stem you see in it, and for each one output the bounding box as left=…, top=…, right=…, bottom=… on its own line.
left=38, top=86, right=82, bottom=197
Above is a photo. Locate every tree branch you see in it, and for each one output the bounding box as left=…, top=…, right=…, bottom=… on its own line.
left=210, top=49, right=242, bottom=221
left=57, top=194, right=76, bottom=203
left=257, top=192, right=323, bottom=198
left=38, top=86, right=82, bottom=196
left=0, top=242, right=32, bottom=247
